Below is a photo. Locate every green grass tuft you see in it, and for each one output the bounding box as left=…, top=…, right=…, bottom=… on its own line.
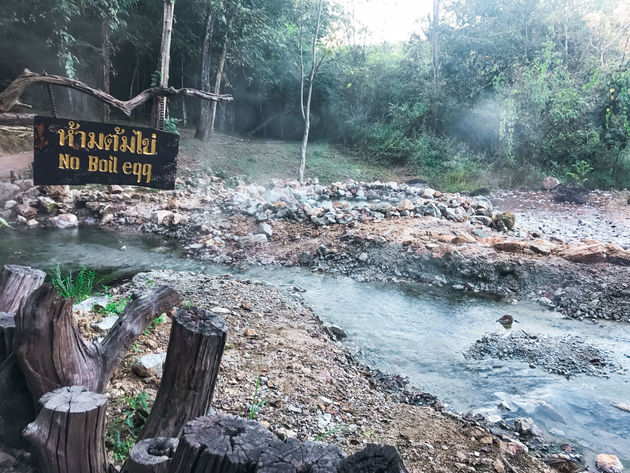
left=49, top=265, right=95, bottom=302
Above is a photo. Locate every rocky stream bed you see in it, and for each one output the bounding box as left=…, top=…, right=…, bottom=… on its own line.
left=0, top=175, right=629, bottom=473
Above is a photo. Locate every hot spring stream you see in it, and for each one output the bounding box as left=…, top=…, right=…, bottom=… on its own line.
left=1, top=228, right=628, bottom=467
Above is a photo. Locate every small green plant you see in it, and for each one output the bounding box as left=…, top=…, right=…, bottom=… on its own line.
left=49, top=265, right=95, bottom=302
left=131, top=343, right=141, bottom=353
left=110, top=430, right=135, bottom=462
left=248, top=375, right=267, bottom=420
left=566, top=160, right=593, bottom=186
left=164, top=117, right=181, bottom=135
left=313, top=426, right=342, bottom=442
left=106, top=392, right=152, bottom=462
left=143, top=314, right=165, bottom=335
left=104, top=297, right=129, bottom=315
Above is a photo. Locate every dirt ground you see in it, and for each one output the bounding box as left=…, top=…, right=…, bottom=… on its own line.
left=0, top=152, right=31, bottom=179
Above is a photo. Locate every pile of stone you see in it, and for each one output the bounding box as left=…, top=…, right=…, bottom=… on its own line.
left=1, top=182, right=80, bottom=229
left=227, top=179, right=497, bottom=227
left=466, top=331, right=620, bottom=378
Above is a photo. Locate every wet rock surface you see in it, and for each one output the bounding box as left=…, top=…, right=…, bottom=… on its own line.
left=466, top=330, right=621, bottom=377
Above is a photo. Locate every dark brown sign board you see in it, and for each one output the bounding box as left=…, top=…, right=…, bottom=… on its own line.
left=33, top=115, right=178, bottom=190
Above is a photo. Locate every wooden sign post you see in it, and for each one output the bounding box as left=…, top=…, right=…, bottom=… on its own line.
left=33, top=115, right=179, bottom=190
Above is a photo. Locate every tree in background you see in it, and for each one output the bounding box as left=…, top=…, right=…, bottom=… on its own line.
left=296, top=0, right=328, bottom=182
left=2, top=0, right=629, bottom=189
left=196, top=0, right=216, bottom=140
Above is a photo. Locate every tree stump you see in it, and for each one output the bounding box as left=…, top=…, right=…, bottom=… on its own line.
left=0, top=264, right=45, bottom=448
left=0, top=264, right=46, bottom=313
left=257, top=438, right=346, bottom=473
left=13, top=284, right=181, bottom=399
left=120, top=437, right=178, bottom=473
left=23, top=386, right=108, bottom=473
left=337, top=444, right=409, bottom=473
left=0, top=352, right=35, bottom=447
left=140, top=307, right=226, bottom=439
left=169, top=415, right=280, bottom=473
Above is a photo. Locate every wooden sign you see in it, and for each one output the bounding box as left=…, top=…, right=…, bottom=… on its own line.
left=33, top=116, right=178, bottom=190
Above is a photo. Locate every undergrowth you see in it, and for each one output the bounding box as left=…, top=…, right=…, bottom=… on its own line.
left=105, top=392, right=152, bottom=462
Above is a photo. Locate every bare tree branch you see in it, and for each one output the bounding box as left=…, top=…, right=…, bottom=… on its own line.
left=0, top=69, right=233, bottom=118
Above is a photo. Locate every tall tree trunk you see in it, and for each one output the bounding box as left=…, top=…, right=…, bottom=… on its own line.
left=102, top=19, right=111, bottom=122
left=431, top=0, right=440, bottom=84
left=298, top=0, right=324, bottom=183
left=298, top=101, right=311, bottom=183
left=195, top=5, right=214, bottom=140
left=209, top=34, right=228, bottom=136
left=151, top=0, right=175, bottom=130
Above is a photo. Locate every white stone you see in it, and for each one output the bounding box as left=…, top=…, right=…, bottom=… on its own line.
left=542, top=177, right=560, bottom=190
left=256, top=222, right=273, bottom=238
left=596, top=454, right=623, bottom=473
left=152, top=210, right=173, bottom=225
left=211, top=306, right=232, bottom=315
left=133, top=353, right=167, bottom=378
left=52, top=213, right=78, bottom=229
left=91, top=315, right=119, bottom=333
left=237, top=234, right=267, bottom=248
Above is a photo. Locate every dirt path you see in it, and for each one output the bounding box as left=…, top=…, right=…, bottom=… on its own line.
left=0, top=151, right=32, bottom=179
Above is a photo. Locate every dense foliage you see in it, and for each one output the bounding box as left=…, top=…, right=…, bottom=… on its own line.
left=1, top=0, right=629, bottom=188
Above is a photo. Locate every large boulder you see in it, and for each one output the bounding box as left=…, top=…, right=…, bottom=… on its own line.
left=595, top=454, right=623, bottom=473
left=15, top=203, right=38, bottom=219
left=553, top=185, right=588, bottom=204
left=560, top=243, right=630, bottom=265
left=492, top=212, right=516, bottom=231
left=52, top=213, right=78, bottom=229
left=561, top=244, right=607, bottom=264
left=42, top=185, right=71, bottom=198
left=542, top=177, right=560, bottom=190
left=0, top=181, right=20, bottom=203
left=133, top=353, right=167, bottom=378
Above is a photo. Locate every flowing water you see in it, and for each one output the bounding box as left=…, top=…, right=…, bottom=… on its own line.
left=1, top=227, right=628, bottom=467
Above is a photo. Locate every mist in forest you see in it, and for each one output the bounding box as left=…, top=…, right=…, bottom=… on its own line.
left=1, top=0, right=630, bottom=188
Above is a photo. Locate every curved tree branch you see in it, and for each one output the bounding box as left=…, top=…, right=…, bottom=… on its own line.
left=0, top=69, right=233, bottom=117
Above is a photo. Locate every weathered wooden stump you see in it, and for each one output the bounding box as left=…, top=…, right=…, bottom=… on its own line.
left=0, top=265, right=45, bottom=447
left=140, top=307, right=226, bottom=439
left=0, top=352, right=35, bottom=447
left=0, top=264, right=46, bottom=313
left=120, top=437, right=178, bottom=473
left=13, top=284, right=181, bottom=399
left=23, top=386, right=108, bottom=473
left=169, top=415, right=280, bottom=473
left=337, top=444, right=409, bottom=473
left=257, top=438, right=346, bottom=473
